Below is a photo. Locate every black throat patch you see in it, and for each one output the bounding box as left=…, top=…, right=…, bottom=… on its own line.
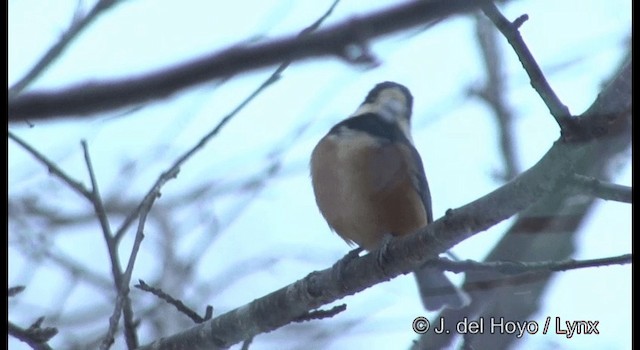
left=330, top=113, right=407, bottom=144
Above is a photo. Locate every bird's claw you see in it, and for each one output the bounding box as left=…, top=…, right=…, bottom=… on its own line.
left=332, top=247, right=363, bottom=286
left=376, top=233, right=394, bottom=273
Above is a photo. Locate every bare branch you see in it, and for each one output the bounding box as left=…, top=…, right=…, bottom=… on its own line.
left=581, top=57, right=632, bottom=127
left=293, top=304, right=347, bottom=323
left=112, top=72, right=268, bottom=241
left=570, top=174, right=632, bottom=203
left=473, top=14, right=519, bottom=180
left=430, top=254, right=631, bottom=274
left=8, top=134, right=141, bottom=341
left=81, top=140, right=115, bottom=240
left=101, top=7, right=350, bottom=341
left=8, top=318, right=57, bottom=350
left=8, top=0, right=486, bottom=120
left=481, top=3, right=573, bottom=133
left=9, top=0, right=121, bottom=96
left=79, top=140, right=138, bottom=349
left=101, top=249, right=144, bottom=350
left=135, top=55, right=631, bottom=350
left=8, top=285, right=26, bottom=297
left=114, top=0, right=341, bottom=242
left=8, top=131, right=92, bottom=199
left=240, top=337, right=253, bottom=350
left=418, top=57, right=632, bottom=350
left=102, top=190, right=161, bottom=350
left=135, top=280, right=211, bottom=324
left=299, top=0, right=340, bottom=36
left=44, top=248, right=114, bottom=290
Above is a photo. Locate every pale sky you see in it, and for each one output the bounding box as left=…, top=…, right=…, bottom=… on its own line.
left=8, top=1, right=631, bottom=349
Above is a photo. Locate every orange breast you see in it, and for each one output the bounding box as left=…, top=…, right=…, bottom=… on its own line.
left=311, top=132, right=427, bottom=251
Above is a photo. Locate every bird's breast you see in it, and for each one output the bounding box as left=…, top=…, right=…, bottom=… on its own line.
left=311, top=132, right=427, bottom=250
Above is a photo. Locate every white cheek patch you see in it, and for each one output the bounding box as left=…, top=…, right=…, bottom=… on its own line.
left=379, top=98, right=406, bottom=123
left=353, top=104, right=375, bottom=117
left=352, top=99, right=406, bottom=123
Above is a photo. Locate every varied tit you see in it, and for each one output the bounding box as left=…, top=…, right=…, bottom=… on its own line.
left=310, top=81, right=468, bottom=310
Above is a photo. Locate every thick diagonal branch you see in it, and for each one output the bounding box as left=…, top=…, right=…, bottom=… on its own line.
left=137, top=57, right=631, bottom=350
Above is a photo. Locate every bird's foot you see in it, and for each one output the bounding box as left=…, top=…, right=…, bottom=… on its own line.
left=332, top=247, right=363, bottom=287
left=376, top=233, right=395, bottom=274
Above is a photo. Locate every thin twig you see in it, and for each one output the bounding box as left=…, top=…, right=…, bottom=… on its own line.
left=292, top=304, right=347, bottom=323
left=102, top=237, right=145, bottom=350
left=103, top=140, right=184, bottom=348
left=428, top=254, right=631, bottom=274
left=44, top=249, right=114, bottom=290
left=137, top=56, right=631, bottom=350
left=8, top=285, right=26, bottom=297
left=571, top=174, right=632, bottom=203
left=8, top=136, right=138, bottom=334
left=135, top=280, right=210, bottom=324
left=8, top=319, right=57, bottom=350
left=81, top=140, right=115, bottom=240
left=114, top=0, right=342, bottom=243
left=109, top=4, right=346, bottom=344
left=108, top=17, right=348, bottom=340
left=481, top=3, right=573, bottom=131
left=9, top=0, right=120, bottom=96
left=299, top=0, right=340, bottom=36
left=101, top=177, right=169, bottom=350
left=8, top=131, right=92, bottom=199
left=80, top=141, right=138, bottom=349
left=419, top=58, right=632, bottom=350
left=473, top=14, right=519, bottom=180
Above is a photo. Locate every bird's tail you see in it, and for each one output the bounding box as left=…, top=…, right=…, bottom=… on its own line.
left=413, top=265, right=470, bottom=311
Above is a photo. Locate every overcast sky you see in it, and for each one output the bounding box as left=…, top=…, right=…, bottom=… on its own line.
left=9, top=1, right=631, bottom=349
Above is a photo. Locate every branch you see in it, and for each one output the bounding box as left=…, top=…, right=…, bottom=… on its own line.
left=101, top=220, right=146, bottom=349
left=8, top=286, right=55, bottom=349
left=8, top=318, right=57, bottom=350
left=8, top=134, right=139, bottom=346
left=113, top=71, right=278, bottom=241
left=472, top=14, right=519, bottom=180
left=102, top=167, right=163, bottom=350
left=418, top=57, right=632, bottom=350
left=430, top=254, right=631, bottom=274
left=11, top=3, right=342, bottom=347
left=8, top=131, right=92, bottom=199
left=481, top=3, right=574, bottom=134
left=104, top=5, right=346, bottom=340
left=292, top=304, right=347, bottom=323
left=113, top=0, right=340, bottom=242
left=581, top=57, right=633, bottom=132
left=135, top=279, right=212, bottom=324
left=8, top=285, right=26, bottom=297
left=82, top=140, right=115, bottom=241
left=9, top=0, right=121, bottom=96
left=43, top=247, right=114, bottom=290
left=240, top=337, right=253, bottom=350
left=137, top=57, right=631, bottom=350
left=570, top=174, right=632, bottom=203
left=8, top=0, right=486, bottom=120
left=80, top=141, right=138, bottom=350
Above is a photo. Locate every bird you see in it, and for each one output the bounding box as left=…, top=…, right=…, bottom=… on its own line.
left=310, top=81, right=468, bottom=310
